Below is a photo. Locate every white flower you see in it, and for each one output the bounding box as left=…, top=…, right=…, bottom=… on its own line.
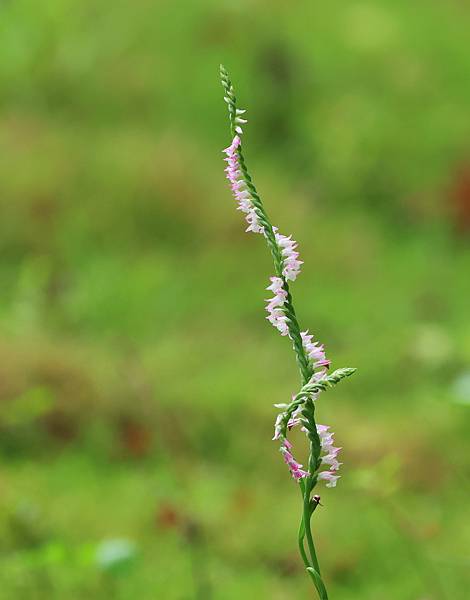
left=265, top=277, right=289, bottom=336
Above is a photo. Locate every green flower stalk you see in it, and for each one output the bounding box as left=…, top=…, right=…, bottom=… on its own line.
left=220, top=65, right=356, bottom=598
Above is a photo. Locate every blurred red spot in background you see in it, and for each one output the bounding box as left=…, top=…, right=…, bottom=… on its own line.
left=118, top=417, right=153, bottom=458
left=156, top=502, right=181, bottom=530
left=449, top=162, right=470, bottom=234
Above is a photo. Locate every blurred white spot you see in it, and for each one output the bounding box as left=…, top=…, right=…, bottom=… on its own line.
left=95, top=538, right=137, bottom=572
left=451, top=371, right=470, bottom=406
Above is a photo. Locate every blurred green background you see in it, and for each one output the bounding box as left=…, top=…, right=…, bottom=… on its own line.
left=0, top=1, right=469, bottom=598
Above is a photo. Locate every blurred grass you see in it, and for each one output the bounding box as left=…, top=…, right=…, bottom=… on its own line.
left=0, top=0, right=470, bottom=598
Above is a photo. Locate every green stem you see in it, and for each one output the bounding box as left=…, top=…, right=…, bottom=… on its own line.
left=299, top=479, right=328, bottom=599
left=303, top=480, right=321, bottom=574
left=220, top=66, right=334, bottom=600
left=297, top=514, right=309, bottom=568
left=303, top=480, right=328, bottom=599
left=298, top=515, right=320, bottom=589
left=298, top=482, right=319, bottom=590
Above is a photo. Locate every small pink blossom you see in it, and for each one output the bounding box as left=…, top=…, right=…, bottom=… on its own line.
left=280, top=440, right=309, bottom=480
left=273, top=414, right=342, bottom=487
left=301, top=330, right=331, bottom=374
left=317, top=471, right=341, bottom=488
left=265, top=277, right=289, bottom=336
left=288, top=413, right=302, bottom=430
left=274, top=230, right=303, bottom=281
left=223, top=135, right=241, bottom=157
left=273, top=412, right=284, bottom=440
left=321, top=453, right=341, bottom=471
left=316, top=423, right=342, bottom=487
left=223, top=135, right=264, bottom=234
left=272, top=399, right=303, bottom=440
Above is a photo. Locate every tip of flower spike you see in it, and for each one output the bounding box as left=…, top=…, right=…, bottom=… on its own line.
left=336, top=367, right=357, bottom=377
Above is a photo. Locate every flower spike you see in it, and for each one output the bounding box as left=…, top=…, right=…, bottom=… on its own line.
left=220, top=65, right=356, bottom=599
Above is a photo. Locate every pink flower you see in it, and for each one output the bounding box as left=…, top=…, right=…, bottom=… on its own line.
left=266, top=276, right=285, bottom=295
left=301, top=331, right=331, bottom=374
left=280, top=440, right=309, bottom=480
left=223, top=135, right=241, bottom=157
left=274, top=229, right=303, bottom=281
left=321, top=453, right=341, bottom=471
left=316, top=423, right=342, bottom=487
left=273, top=412, right=284, bottom=440
left=223, top=135, right=264, bottom=234
left=317, top=471, right=341, bottom=488
left=272, top=398, right=303, bottom=440
left=273, top=416, right=342, bottom=487
left=265, top=277, right=289, bottom=336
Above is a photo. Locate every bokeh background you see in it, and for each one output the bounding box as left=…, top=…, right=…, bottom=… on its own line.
left=1, top=1, right=469, bottom=598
